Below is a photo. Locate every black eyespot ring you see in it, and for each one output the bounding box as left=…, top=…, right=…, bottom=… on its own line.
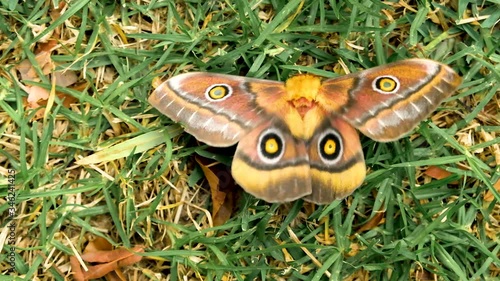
left=258, top=129, right=284, bottom=164
left=318, top=130, right=343, bottom=164
left=206, top=84, right=232, bottom=101
left=373, top=75, right=400, bottom=94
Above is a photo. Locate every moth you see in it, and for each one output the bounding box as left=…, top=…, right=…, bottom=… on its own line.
left=149, top=59, right=461, bottom=204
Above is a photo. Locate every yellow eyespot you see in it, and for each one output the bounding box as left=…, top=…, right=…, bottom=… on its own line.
left=375, top=77, right=398, bottom=93
left=323, top=139, right=337, bottom=155
left=259, top=131, right=284, bottom=161
left=208, top=85, right=229, bottom=100
left=265, top=138, right=279, bottom=154
left=318, top=131, right=342, bottom=163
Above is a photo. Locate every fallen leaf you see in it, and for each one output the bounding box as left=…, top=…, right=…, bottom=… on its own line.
left=26, top=85, right=50, bottom=104
left=83, top=236, right=112, bottom=253
left=15, top=49, right=54, bottom=81
left=81, top=247, right=143, bottom=264
left=484, top=179, right=500, bottom=202
left=56, top=91, right=79, bottom=108
left=70, top=256, right=85, bottom=281
left=15, top=37, right=78, bottom=119
left=22, top=85, right=50, bottom=119
left=54, top=70, right=78, bottom=87
left=49, top=1, right=67, bottom=22
left=196, top=156, right=237, bottom=226
left=36, top=50, right=54, bottom=75
left=356, top=211, right=385, bottom=233
left=71, top=244, right=144, bottom=281
left=16, top=59, right=38, bottom=81
left=84, top=261, right=120, bottom=279
left=415, top=266, right=436, bottom=281
left=424, top=166, right=452, bottom=180
left=424, top=166, right=460, bottom=185
left=36, top=38, right=58, bottom=53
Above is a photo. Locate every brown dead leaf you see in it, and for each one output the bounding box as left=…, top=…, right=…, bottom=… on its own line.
left=83, top=237, right=113, bottom=253
left=21, top=84, right=79, bottom=119
left=15, top=36, right=78, bottom=119
left=356, top=211, right=385, bottom=233
left=16, top=59, right=39, bottom=81
left=196, top=156, right=237, bottom=226
left=117, top=247, right=144, bottom=267
left=81, top=246, right=144, bottom=264
left=484, top=179, right=500, bottom=202
left=424, top=166, right=452, bottom=179
left=23, top=90, right=78, bottom=113
left=424, top=166, right=460, bottom=185
left=15, top=39, right=60, bottom=81
left=71, top=241, right=144, bottom=281
left=54, top=70, right=78, bottom=87
left=84, top=261, right=120, bottom=280
left=36, top=39, right=58, bottom=55
left=22, top=85, right=50, bottom=119
left=415, top=266, right=436, bottom=281
left=26, top=85, right=50, bottom=105
left=36, top=50, right=54, bottom=76
left=70, top=256, right=85, bottom=281
left=49, top=1, right=67, bottom=22
left=111, top=269, right=127, bottom=281
left=57, top=91, right=79, bottom=108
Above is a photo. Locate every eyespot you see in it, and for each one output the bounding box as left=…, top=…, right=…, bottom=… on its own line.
left=264, top=138, right=279, bottom=154
left=258, top=129, right=285, bottom=164
left=373, top=75, right=400, bottom=94
left=323, top=139, right=337, bottom=155
left=318, top=129, right=343, bottom=164
left=206, top=84, right=232, bottom=101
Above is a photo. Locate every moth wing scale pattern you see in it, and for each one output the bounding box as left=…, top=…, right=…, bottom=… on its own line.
left=149, top=59, right=461, bottom=204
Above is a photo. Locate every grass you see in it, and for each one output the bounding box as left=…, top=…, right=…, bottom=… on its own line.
left=0, top=0, right=499, bottom=280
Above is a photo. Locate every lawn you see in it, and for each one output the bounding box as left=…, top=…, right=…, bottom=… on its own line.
left=0, top=0, right=499, bottom=280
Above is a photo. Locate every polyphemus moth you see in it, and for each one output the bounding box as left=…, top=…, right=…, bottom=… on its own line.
left=149, top=59, right=461, bottom=204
